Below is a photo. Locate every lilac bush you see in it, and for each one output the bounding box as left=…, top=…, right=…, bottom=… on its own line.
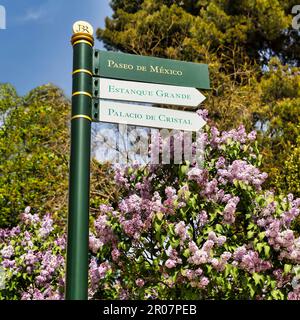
left=1, top=114, right=300, bottom=300
left=0, top=208, right=65, bottom=300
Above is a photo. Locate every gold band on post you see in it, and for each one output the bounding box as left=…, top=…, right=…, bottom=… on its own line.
left=72, top=39, right=93, bottom=47
left=72, top=91, right=92, bottom=98
left=72, top=69, right=93, bottom=76
left=71, top=32, right=94, bottom=46
left=71, top=115, right=92, bottom=122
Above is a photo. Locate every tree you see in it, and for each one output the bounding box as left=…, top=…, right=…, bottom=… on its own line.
left=99, top=1, right=299, bottom=67
left=0, top=84, right=70, bottom=227
left=0, top=84, right=119, bottom=228
left=274, top=137, right=300, bottom=197
left=255, top=58, right=300, bottom=195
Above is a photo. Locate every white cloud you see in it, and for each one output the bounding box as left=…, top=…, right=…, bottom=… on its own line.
left=19, top=1, right=61, bottom=24
left=22, top=8, right=46, bottom=22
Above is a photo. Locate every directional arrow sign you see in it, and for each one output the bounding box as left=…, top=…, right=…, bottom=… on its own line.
left=99, top=78, right=206, bottom=108
left=98, top=100, right=206, bottom=132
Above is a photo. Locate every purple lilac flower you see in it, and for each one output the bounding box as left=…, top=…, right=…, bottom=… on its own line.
left=198, top=211, right=208, bottom=227
left=175, top=221, right=188, bottom=241
left=216, top=157, right=226, bottom=169
left=216, top=236, right=227, bottom=246
left=202, top=240, right=214, bottom=252
left=2, top=259, right=16, bottom=268
left=54, top=237, right=66, bottom=250
left=188, top=250, right=209, bottom=265
left=1, top=245, right=14, bottom=259
left=136, top=278, right=145, bottom=287
left=111, top=248, right=121, bottom=262
left=196, top=109, right=209, bottom=122
left=89, top=234, right=103, bottom=254
left=23, top=251, right=39, bottom=266
left=165, top=259, right=177, bottom=269
left=222, top=196, right=240, bottom=224
left=199, top=276, right=209, bottom=288
left=38, top=214, right=54, bottom=238
left=233, top=247, right=272, bottom=273
left=217, top=160, right=267, bottom=190
left=94, top=214, right=115, bottom=244
left=187, top=167, right=208, bottom=185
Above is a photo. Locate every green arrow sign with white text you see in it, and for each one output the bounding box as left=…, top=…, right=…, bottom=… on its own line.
left=95, top=50, right=210, bottom=89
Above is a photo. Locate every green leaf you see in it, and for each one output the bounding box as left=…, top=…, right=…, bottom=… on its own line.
left=180, top=165, right=189, bottom=176
left=252, top=273, right=264, bottom=286
left=271, top=290, right=284, bottom=300
left=215, top=224, right=223, bottom=233
left=264, top=245, right=271, bottom=258
left=156, top=212, right=163, bottom=221
left=171, top=238, right=180, bottom=248
left=247, top=283, right=256, bottom=298
left=284, top=264, right=292, bottom=274
left=183, top=249, right=190, bottom=258
left=247, top=230, right=255, bottom=239
left=154, top=221, right=161, bottom=233
left=168, top=224, right=175, bottom=236
left=256, top=243, right=264, bottom=253
left=258, top=232, right=265, bottom=241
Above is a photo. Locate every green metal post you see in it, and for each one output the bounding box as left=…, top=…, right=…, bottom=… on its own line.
left=66, top=22, right=94, bottom=300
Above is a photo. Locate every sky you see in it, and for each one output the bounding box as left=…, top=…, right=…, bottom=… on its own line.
left=0, top=0, right=113, bottom=96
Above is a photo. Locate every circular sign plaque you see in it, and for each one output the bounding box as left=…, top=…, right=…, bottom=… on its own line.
left=72, top=21, right=94, bottom=35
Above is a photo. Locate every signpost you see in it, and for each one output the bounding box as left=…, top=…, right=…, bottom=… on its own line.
left=66, top=21, right=94, bottom=300
left=66, top=20, right=210, bottom=300
left=99, top=78, right=206, bottom=107
left=99, top=100, right=206, bottom=131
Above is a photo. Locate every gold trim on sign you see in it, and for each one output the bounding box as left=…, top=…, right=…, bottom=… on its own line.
left=72, top=91, right=92, bottom=98
left=71, top=115, right=92, bottom=122
left=72, top=69, right=93, bottom=76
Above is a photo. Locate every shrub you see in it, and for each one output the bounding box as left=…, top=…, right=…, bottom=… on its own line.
left=1, top=115, right=300, bottom=300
